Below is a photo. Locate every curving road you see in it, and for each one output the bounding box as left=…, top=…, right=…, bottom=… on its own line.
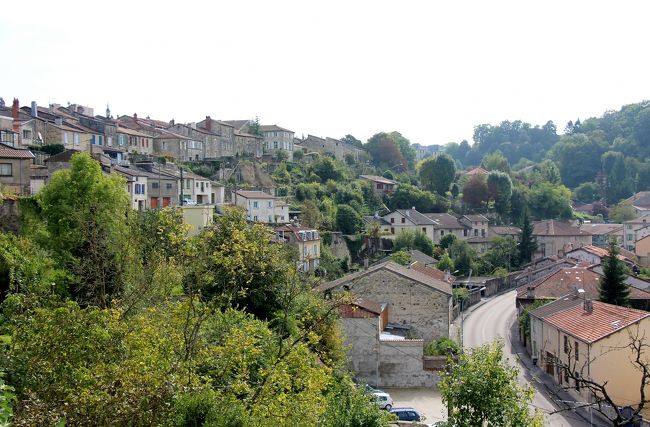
left=459, top=290, right=593, bottom=426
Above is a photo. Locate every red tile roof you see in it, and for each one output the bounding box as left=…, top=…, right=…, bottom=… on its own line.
left=567, top=244, right=633, bottom=263
left=516, top=266, right=650, bottom=300
left=410, top=262, right=455, bottom=284
left=0, top=145, right=35, bottom=159
left=544, top=301, right=650, bottom=343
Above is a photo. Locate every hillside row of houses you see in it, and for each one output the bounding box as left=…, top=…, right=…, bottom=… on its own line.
left=0, top=98, right=364, bottom=168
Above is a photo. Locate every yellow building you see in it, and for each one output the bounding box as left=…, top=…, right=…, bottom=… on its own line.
left=537, top=299, right=650, bottom=411
left=275, top=224, right=320, bottom=272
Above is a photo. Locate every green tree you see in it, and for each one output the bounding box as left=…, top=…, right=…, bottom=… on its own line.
left=482, top=236, right=519, bottom=272
left=387, top=184, right=449, bottom=213
left=275, top=149, right=289, bottom=162
left=486, top=171, right=512, bottom=220
left=439, top=233, right=457, bottom=250
left=441, top=340, right=544, bottom=427
left=528, top=182, right=572, bottom=220
left=573, top=182, right=600, bottom=203
left=248, top=116, right=263, bottom=136
left=448, top=240, right=475, bottom=276
left=599, top=239, right=630, bottom=306
left=301, top=200, right=321, bottom=228
left=549, top=133, right=607, bottom=188
left=309, top=156, right=345, bottom=183
left=391, top=250, right=412, bottom=265
left=335, top=205, right=363, bottom=235
left=518, top=209, right=537, bottom=264
left=418, top=154, right=456, bottom=196
left=609, top=203, right=637, bottom=223
left=481, top=150, right=511, bottom=174
left=340, top=134, right=363, bottom=149
left=365, top=132, right=406, bottom=171
left=393, top=230, right=434, bottom=256
left=436, top=252, right=454, bottom=272
left=537, top=159, right=562, bottom=185
left=32, top=152, right=131, bottom=307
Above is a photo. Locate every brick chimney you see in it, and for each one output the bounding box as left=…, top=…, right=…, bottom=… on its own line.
left=133, top=113, right=138, bottom=122
left=584, top=299, right=593, bottom=313
left=12, top=98, right=20, bottom=139
left=205, top=116, right=212, bottom=131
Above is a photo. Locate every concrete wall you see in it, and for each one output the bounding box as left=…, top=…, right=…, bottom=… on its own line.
left=342, top=317, right=381, bottom=386
left=345, top=269, right=451, bottom=342
left=0, top=157, right=31, bottom=195
left=378, top=339, right=439, bottom=388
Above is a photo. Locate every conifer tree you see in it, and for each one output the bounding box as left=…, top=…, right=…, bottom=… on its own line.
left=599, top=239, right=630, bottom=306
left=518, top=208, right=537, bottom=264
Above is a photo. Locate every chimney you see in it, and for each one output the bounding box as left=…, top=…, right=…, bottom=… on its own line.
left=584, top=299, right=593, bottom=313
left=444, top=269, right=451, bottom=282
left=205, top=116, right=212, bottom=131
left=31, top=101, right=38, bottom=118
left=133, top=113, right=138, bottom=122
left=526, top=286, right=535, bottom=298
left=169, top=119, right=175, bottom=126
left=12, top=98, right=20, bottom=137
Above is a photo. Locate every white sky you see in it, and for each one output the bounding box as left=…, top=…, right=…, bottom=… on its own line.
left=2, top=0, right=649, bottom=146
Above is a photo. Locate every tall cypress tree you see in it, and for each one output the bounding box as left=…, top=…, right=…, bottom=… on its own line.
left=518, top=208, right=537, bottom=264
left=599, top=239, right=630, bottom=306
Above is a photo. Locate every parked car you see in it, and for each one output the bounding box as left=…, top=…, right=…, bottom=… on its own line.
left=362, top=384, right=384, bottom=394
left=182, top=199, right=197, bottom=206
left=373, top=392, right=393, bottom=410
left=389, top=407, right=423, bottom=422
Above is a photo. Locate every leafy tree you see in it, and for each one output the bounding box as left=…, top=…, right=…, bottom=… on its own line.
left=482, top=236, right=519, bottom=272
left=248, top=116, right=263, bottom=136
left=393, top=230, right=434, bottom=256
left=599, top=239, right=630, bottom=306
left=418, top=153, right=456, bottom=196
left=549, top=133, right=607, bottom=188
left=573, top=182, right=600, bottom=203
left=448, top=240, right=475, bottom=276
left=387, top=184, right=449, bottom=213
left=31, top=152, right=131, bottom=307
left=487, top=171, right=512, bottom=220
left=439, top=234, right=457, bottom=250
left=365, top=132, right=406, bottom=171
left=391, top=250, right=412, bottom=265
left=293, top=150, right=304, bottom=161
left=481, top=150, right=511, bottom=174
left=436, top=252, right=454, bottom=272
left=275, top=149, right=289, bottom=162
left=528, top=182, right=572, bottom=220
left=301, top=200, right=321, bottom=228
left=461, top=175, right=489, bottom=210
left=450, top=182, right=460, bottom=199
left=609, top=203, right=637, bottom=223
left=388, top=131, right=417, bottom=169
left=335, top=205, right=363, bottom=235
left=518, top=209, right=537, bottom=264
left=309, top=156, right=345, bottom=183
left=537, top=159, right=562, bottom=185
left=441, top=340, right=544, bottom=427
left=34, top=144, right=65, bottom=156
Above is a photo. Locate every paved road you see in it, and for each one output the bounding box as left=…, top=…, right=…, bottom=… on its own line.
left=459, top=290, right=594, bottom=426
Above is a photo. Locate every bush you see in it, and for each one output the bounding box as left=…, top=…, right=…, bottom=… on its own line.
left=424, top=337, right=460, bottom=356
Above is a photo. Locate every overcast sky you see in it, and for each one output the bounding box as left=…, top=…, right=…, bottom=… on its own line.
left=2, top=0, right=649, bottom=146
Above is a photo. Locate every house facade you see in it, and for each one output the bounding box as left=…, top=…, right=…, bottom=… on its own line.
left=381, top=209, right=436, bottom=241
left=317, top=260, right=452, bottom=343
left=623, top=216, right=650, bottom=252
left=532, top=299, right=650, bottom=411
left=276, top=224, right=321, bottom=272
left=580, top=223, right=624, bottom=248
left=233, top=190, right=289, bottom=224
left=0, top=143, right=34, bottom=195
left=359, top=175, right=398, bottom=196
left=533, top=220, right=592, bottom=259
left=260, top=125, right=294, bottom=160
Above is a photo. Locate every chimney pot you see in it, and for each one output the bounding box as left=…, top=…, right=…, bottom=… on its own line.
left=205, top=116, right=212, bottom=132
left=31, top=101, right=38, bottom=118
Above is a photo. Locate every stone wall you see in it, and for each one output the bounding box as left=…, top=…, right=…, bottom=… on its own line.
left=0, top=198, right=20, bottom=234
left=342, top=317, right=380, bottom=386
left=378, top=339, right=439, bottom=388
left=346, top=269, right=450, bottom=342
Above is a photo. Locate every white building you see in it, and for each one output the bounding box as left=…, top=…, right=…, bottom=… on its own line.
left=232, top=190, right=289, bottom=224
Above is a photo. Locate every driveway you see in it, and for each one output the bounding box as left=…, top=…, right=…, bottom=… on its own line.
left=382, top=387, right=447, bottom=424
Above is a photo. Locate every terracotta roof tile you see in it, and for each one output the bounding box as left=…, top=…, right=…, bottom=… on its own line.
left=544, top=301, right=650, bottom=343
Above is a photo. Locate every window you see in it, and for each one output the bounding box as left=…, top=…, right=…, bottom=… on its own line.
left=0, top=163, right=12, bottom=176
left=166, top=183, right=172, bottom=190
left=390, top=218, right=395, bottom=223
left=186, top=180, right=191, bottom=189
left=627, top=234, right=634, bottom=241
left=440, top=230, right=445, bottom=236
left=464, top=229, right=468, bottom=237
left=274, top=141, right=278, bottom=149
left=376, top=183, right=384, bottom=189
left=268, top=215, right=272, bottom=222
left=74, top=133, right=80, bottom=145
left=563, top=336, right=569, bottom=354
left=196, top=182, right=199, bottom=188
left=107, top=136, right=112, bottom=146
left=253, top=215, right=258, bottom=221
left=401, top=218, right=405, bottom=224
left=575, top=341, right=579, bottom=361
left=268, top=201, right=272, bottom=208
left=23, top=129, right=32, bottom=139
left=474, top=229, right=479, bottom=236
left=482, top=229, right=486, bottom=237
left=628, top=225, right=633, bottom=230
left=422, top=227, right=426, bottom=233
left=152, top=182, right=159, bottom=189
left=64, top=132, right=69, bottom=145
left=253, top=201, right=258, bottom=209
left=563, top=367, right=569, bottom=383
left=98, top=135, right=103, bottom=145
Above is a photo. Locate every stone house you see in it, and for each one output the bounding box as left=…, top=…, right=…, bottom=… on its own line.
left=533, top=220, right=592, bottom=259
left=381, top=209, right=436, bottom=241
left=153, top=129, right=204, bottom=162
left=132, top=162, right=179, bottom=208
left=623, top=216, right=650, bottom=252
left=580, top=223, right=624, bottom=248
left=635, top=234, right=650, bottom=267
left=275, top=224, right=321, bottom=273
left=299, top=134, right=364, bottom=163
left=531, top=299, right=650, bottom=411
left=0, top=143, right=34, bottom=195
left=359, top=175, right=399, bottom=197
left=116, top=126, right=152, bottom=156
left=232, top=190, right=289, bottom=224
left=113, top=165, right=149, bottom=211
left=622, top=191, right=650, bottom=217
left=424, top=213, right=468, bottom=243
left=317, top=260, right=453, bottom=343
left=260, top=124, right=294, bottom=159
left=565, top=244, right=635, bottom=268
left=203, top=118, right=238, bottom=158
